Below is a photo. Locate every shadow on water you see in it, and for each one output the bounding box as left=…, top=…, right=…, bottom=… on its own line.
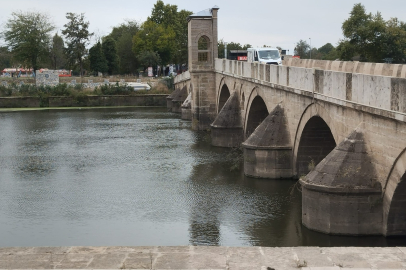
left=185, top=129, right=406, bottom=247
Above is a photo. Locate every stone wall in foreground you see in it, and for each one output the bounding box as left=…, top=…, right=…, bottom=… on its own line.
left=0, top=97, right=41, bottom=108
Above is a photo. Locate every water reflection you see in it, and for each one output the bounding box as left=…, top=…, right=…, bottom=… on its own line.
left=0, top=107, right=405, bottom=247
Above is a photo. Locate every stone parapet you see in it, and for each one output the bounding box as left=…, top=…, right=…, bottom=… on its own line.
left=284, top=57, right=406, bottom=78
left=215, top=58, right=406, bottom=117
left=174, top=71, right=191, bottom=84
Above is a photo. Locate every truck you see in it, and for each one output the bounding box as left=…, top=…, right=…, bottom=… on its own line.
left=247, top=48, right=283, bottom=65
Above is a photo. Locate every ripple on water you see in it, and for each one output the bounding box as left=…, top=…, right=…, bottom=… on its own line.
left=0, top=107, right=401, bottom=247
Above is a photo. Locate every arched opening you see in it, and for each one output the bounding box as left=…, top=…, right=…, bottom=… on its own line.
left=218, top=84, right=230, bottom=113
left=387, top=172, right=406, bottom=235
left=245, top=96, right=268, bottom=138
left=241, top=92, right=245, bottom=109
left=296, top=116, right=336, bottom=177
left=198, top=36, right=210, bottom=62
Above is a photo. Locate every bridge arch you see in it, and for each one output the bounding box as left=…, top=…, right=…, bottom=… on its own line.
left=383, top=148, right=406, bottom=236
left=217, top=78, right=230, bottom=113
left=293, top=103, right=339, bottom=177
left=244, top=87, right=269, bottom=138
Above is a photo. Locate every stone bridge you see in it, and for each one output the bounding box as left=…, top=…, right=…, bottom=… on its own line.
left=169, top=6, right=406, bottom=237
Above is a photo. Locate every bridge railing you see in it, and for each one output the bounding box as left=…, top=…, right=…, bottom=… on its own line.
left=283, top=58, right=406, bottom=78
left=174, top=71, right=191, bottom=84
left=215, top=58, right=406, bottom=116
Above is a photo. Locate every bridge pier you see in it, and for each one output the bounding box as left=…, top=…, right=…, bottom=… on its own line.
left=210, top=91, right=243, bottom=147
left=300, top=129, right=383, bottom=235
left=171, top=86, right=188, bottom=113
left=242, top=105, right=293, bottom=179
left=166, top=90, right=175, bottom=110
left=181, top=92, right=192, bottom=120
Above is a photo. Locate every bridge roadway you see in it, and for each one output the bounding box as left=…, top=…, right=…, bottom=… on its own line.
left=1, top=245, right=406, bottom=269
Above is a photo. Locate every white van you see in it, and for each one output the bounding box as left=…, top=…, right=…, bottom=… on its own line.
left=247, top=48, right=283, bottom=65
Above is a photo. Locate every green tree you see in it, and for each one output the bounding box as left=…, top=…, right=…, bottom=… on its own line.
left=132, top=20, right=175, bottom=66
left=218, top=40, right=226, bottom=58
left=2, top=11, right=55, bottom=72
left=137, top=50, right=161, bottom=69
left=336, top=40, right=357, bottom=61
left=106, top=20, right=140, bottom=74
left=89, top=41, right=108, bottom=74
left=382, top=18, right=406, bottom=63
left=315, top=43, right=339, bottom=60
left=339, top=3, right=386, bottom=62
left=173, top=9, right=192, bottom=64
left=294, top=39, right=310, bottom=58
left=218, top=40, right=251, bottom=58
left=50, top=33, right=66, bottom=70
left=147, top=1, right=192, bottom=64
left=62, top=12, right=94, bottom=76
left=309, top=47, right=322, bottom=59
left=318, top=43, right=334, bottom=55
left=148, top=0, right=178, bottom=25
left=0, top=47, right=14, bottom=71
left=102, top=37, right=119, bottom=75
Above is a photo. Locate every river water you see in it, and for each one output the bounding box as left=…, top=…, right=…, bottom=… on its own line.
left=0, top=107, right=404, bottom=247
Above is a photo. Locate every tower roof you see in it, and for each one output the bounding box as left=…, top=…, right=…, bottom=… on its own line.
left=188, top=6, right=219, bottom=21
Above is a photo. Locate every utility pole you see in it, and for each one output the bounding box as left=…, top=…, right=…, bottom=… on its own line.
left=309, top=38, right=312, bottom=59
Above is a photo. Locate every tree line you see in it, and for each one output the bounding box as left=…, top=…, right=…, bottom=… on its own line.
left=2, top=2, right=406, bottom=75
left=0, top=1, right=191, bottom=76
left=294, top=3, right=406, bottom=63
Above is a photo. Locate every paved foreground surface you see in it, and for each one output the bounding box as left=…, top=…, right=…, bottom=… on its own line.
left=0, top=246, right=406, bottom=269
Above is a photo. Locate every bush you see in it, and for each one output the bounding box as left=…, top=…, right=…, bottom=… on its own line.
left=160, top=76, right=174, bottom=90
left=96, top=83, right=135, bottom=95
left=0, top=85, right=12, bottom=97
left=18, top=84, right=39, bottom=96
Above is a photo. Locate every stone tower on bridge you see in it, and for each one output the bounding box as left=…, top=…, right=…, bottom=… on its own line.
left=187, top=6, right=219, bottom=130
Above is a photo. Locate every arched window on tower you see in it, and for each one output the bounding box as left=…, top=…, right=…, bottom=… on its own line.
left=198, top=36, right=210, bottom=62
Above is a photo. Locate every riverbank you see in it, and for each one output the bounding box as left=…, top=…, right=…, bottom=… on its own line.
left=0, top=246, right=405, bottom=269
left=0, top=105, right=166, bottom=112
left=0, top=94, right=167, bottom=108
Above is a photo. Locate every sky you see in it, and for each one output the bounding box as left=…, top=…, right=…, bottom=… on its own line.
left=0, top=0, right=405, bottom=54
